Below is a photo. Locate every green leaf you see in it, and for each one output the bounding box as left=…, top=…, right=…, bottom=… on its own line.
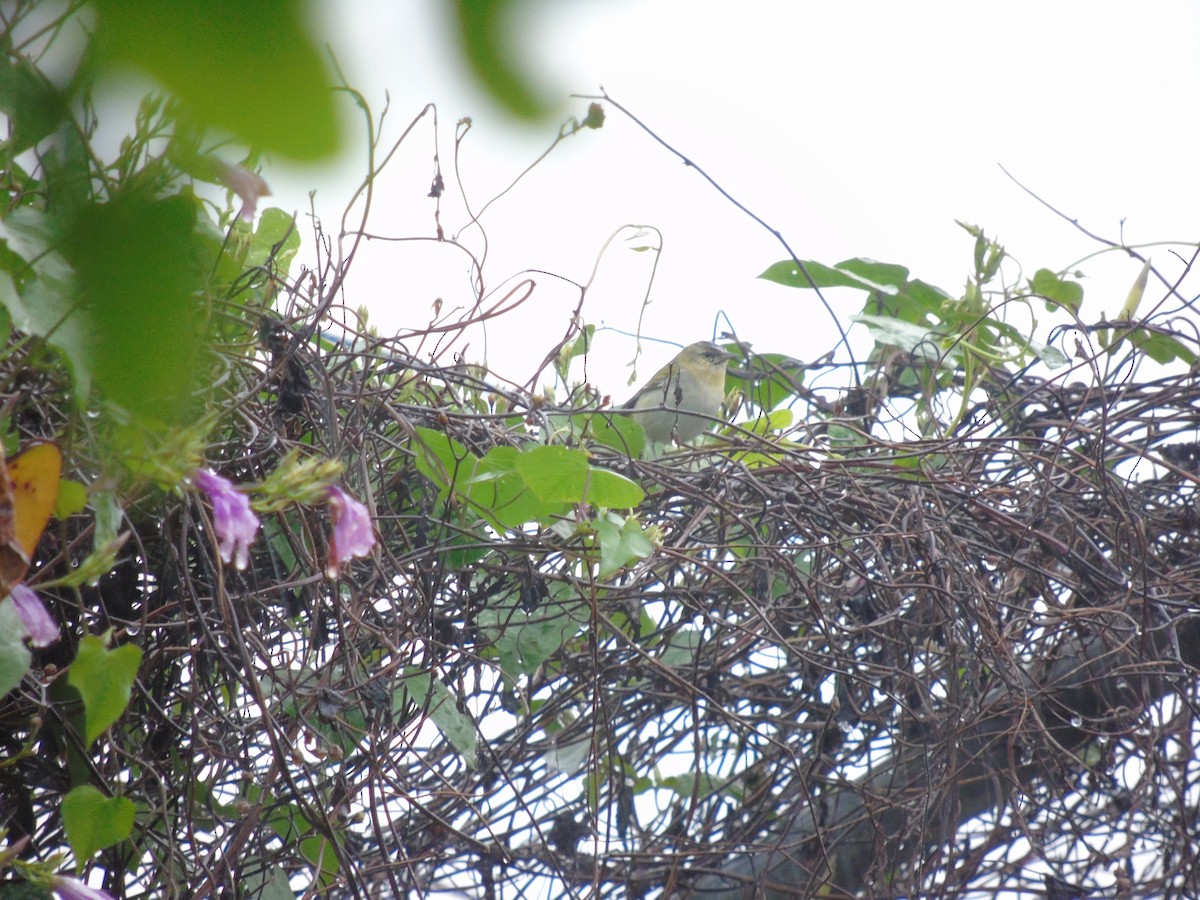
left=658, top=770, right=724, bottom=801
left=851, top=313, right=960, bottom=366
left=594, top=514, right=653, bottom=578
left=0, top=54, right=68, bottom=156
left=67, top=633, right=142, bottom=746
left=835, top=258, right=911, bottom=290
left=452, top=0, right=551, bottom=120
left=0, top=210, right=95, bottom=397
left=42, top=126, right=92, bottom=229
left=472, top=446, right=568, bottom=528
left=740, top=408, right=794, bottom=436
left=513, top=445, right=590, bottom=502
left=298, top=834, right=340, bottom=884
left=249, top=208, right=302, bottom=277
left=59, top=491, right=128, bottom=588
left=591, top=413, right=647, bottom=459
left=480, top=590, right=588, bottom=682
left=1030, top=268, right=1084, bottom=314
left=63, top=193, right=206, bottom=421
left=658, top=628, right=702, bottom=668
left=251, top=866, right=295, bottom=900
left=401, top=669, right=478, bottom=768
left=759, top=257, right=909, bottom=294
left=554, top=325, right=594, bottom=383
left=584, top=468, right=645, bottom=509
left=1119, top=257, right=1152, bottom=321
left=91, top=0, right=339, bottom=160
left=62, top=785, right=135, bottom=870
left=55, top=479, right=88, bottom=519
left=413, top=427, right=480, bottom=504
left=0, top=599, right=31, bottom=697
left=734, top=352, right=805, bottom=412
left=901, top=279, right=956, bottom=313
left=1129, top=328, right=1199, bottom=366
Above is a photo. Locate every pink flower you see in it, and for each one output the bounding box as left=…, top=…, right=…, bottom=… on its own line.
left=194, top=469, right=260, bottom=570
left=50, top=875, right=115, bottom=900
left=325, top=485, right=374, bottom=578
left=9, top=584, right=58, bottom=647
left=216, top=160, right=271, bottom=222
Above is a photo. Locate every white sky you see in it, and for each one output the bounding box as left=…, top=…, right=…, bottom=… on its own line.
left=274, top=0, right=1200, bottom=398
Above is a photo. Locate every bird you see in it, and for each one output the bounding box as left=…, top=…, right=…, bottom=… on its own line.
left=622, top=341, right=736, bottom=446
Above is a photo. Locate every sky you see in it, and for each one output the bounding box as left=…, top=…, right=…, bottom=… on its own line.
left=273, top=0, right=1200, bottom=398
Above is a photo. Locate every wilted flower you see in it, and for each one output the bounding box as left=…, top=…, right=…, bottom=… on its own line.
left=325, top=485, right=374, bottom=578
left=50, top=875, right=115, bottom=900
left=216, top=160, right=271, bottom=222
left=194, top=469, right=260, bottom=570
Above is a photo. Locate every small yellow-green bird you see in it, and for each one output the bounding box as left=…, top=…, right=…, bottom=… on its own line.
left=622, top=341, right=736, bottom=445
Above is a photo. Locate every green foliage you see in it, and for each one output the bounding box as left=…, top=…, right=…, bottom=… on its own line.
left=593, top=512, right=654, bottom=578
left=55, top=492, right=126, bottom=589
left=480, top=585, right=590, bottom=683
left=414, top=427, right=644, bottom=532
left=1, top=4, right=1197, bottom=897
left=91, top=0, right=340, bottom=160
left=0, top=53, right=67, bottom=156
left=67, top=634, right=142, bottom=747
left=761, top=243, right=1071, bottom=437
left=54, top=479, right=88, bottom=519
left=61, top=785, right=135, bottom=872
left=0, top=208, right=98, bottom=396
left=63, top=192, right=206, bottom=421
left=1030, top=266, right=1085, bottom=314
left=591, top=412, right=648, bottom=459
left=259, top=797, right=340, bottom=886
left=399, top=669, right=479, bottom=768
left=452, top=0, right=551, bottom=120
left=0, top=599, right=30, bottom=697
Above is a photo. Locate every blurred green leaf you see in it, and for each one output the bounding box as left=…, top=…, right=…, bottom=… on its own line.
left=62, top=785, right=135, bottom=871
left=413, top=427, right=479, bottom=503
left=62, top=193, right=206, bottom=421
left=42, top=126, right=92, bottom=228
left=91, top=0, right=339, bottom=160
left=658, top=628, right=701, bottom=667
left=0, top=53, right=67, bottom=156
left=735, top=353, right=805, bottom=412
left=0, top=208, right=95, bottom=396
left=740, top=408, right=794, bottom=436
left=55, top=479, right=89, bottom=519
left=299, top=833, right=340, bottom=885
left=255, top=866, right=298, bottom=900
left=1129, top=328, right=1198, bottom=366
left=554, top=324, right=594, bottom=383
left=452, top=0, right=550, bottom=120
